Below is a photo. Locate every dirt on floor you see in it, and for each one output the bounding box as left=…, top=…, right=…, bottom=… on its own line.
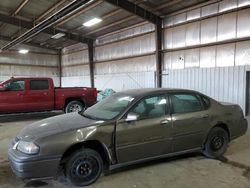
left=0, top=113, right=250, bottom=188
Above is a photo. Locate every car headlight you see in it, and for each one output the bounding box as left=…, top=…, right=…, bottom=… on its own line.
left=16, top=141, right=39, bottom=155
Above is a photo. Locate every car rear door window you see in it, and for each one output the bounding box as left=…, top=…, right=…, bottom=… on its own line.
left=30, top=80, right=49, bottom=90
left=171, top=93, right=203, bottom=114
left=130, top=95, right=167, bottom=119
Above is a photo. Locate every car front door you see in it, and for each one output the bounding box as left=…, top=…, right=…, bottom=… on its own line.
left=116, top=95, right=173, bottom=163
left=0, top=79, right=26, bottom=113
left=170, top=92, right=211, bottom=152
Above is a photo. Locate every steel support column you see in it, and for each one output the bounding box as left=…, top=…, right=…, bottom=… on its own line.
left=58, top=50, right=62, bottom=87
left=155, top=19, right=163, bottom=88
left=88, top=40, right=95, bottom=88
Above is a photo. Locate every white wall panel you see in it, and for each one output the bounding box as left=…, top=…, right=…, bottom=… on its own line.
left=201, top=3, right=219, bottom=17
left=172, top=25, right=186, bottom=48
left=200, top=46, right=216, bottom=68
left=187, top=8, right=200, bottom=21
left=95, top=72, right=155, bottom=91
left=0, top=51, right=58, bottom=66
left=186, top=22, right=200, bottom=46
left=61, top=76, right=91, bottom=87
left=216, top=43, right=235, bottom=67
left=237, top=9, right=250, bottom=38
left=219, top=0, right=237, bottom=12
left=171, top=51, right=185, bottom=69
left=201, top=17, right=217, bottom=44
left=95, top=33, right=155, bottom=61
left=62, top=50, right=89, bottom=66
left=162, top=66, right=246, bottom=113
left=235, top=41, right=250, bottom=66
left=185, top=49, right=200, bottom=68
left=95, top=55, right=156, bottom=74
left=217, top=12, right=237, bottom=41
left=238, top=0, right=250, bottom=6
left=62, top=65, right=90, bottom=77
left=164, top=28, right=173, bottom=49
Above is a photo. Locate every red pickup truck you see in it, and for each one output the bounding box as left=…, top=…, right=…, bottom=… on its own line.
left=0, top=77, right=97, bottom=114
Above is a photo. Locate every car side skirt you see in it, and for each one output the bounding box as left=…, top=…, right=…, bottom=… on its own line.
left=109, top=147, right=201, bottom=171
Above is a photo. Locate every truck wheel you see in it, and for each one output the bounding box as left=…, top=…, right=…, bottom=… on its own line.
left=65, top=149, right=103, bottom=186
left=65, top=101, right=85, bottom=113
left=202, top=127, right=229, bottom=159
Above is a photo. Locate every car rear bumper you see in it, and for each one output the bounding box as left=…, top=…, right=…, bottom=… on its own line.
left=8, top=148, right=61, bottom=179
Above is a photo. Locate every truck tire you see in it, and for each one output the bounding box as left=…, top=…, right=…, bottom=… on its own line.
left=65, top=149, right=103, bottom=186
left=65, top=101, right=85, bottom=113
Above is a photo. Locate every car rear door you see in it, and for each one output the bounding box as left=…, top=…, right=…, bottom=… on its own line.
left=26, top=79, right=54, bottom=111
left=0, top=79, right=26, bottom=113
left=170, top=92, right=211, bottom=152
left=115, top=94, right=173, bottom=163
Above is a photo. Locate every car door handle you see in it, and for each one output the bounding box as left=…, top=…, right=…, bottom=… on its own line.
left=161, top=119, right=170, bottom=125
left=43, top=92, right=48, bottom=95
left=201, top=114, right=209, bottom=118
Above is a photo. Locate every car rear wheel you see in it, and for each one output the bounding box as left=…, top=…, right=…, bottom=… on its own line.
left=65, top=149, right=103, bottom=186
left=65, top=101, right=85, bottom=113
left=202, top=127, right=229, bottom=159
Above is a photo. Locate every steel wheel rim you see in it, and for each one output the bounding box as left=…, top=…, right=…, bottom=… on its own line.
left=210, top=135, right=224, bottom=151
left=69, top=104, right=82, bottom=112
left=71, top=156, right=99, bottom=181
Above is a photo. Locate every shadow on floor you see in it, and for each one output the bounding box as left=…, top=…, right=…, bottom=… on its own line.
left=0, top=111, right=63, bottom=123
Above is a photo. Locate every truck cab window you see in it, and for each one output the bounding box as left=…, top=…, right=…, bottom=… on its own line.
left=5, top=80, right=25, bottom=91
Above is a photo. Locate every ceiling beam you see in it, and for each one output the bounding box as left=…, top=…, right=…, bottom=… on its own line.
left=103, top=0, right=161, bottom=24
left=35, top=0, right=69, bottom=23
left=0, top=12, right=91, bottom=44
left=56, top=0, right=103, bottom=27
left=1, top=0, right=93, bottom=50
left=11, top=0, right=30, bottom=16
left=0, top=34, right=56, bottom=50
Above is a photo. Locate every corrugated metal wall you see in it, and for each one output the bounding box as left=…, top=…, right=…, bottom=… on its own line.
left=62, top=24, right=156, bottom=89
left=0, top=51, right=60, bottom=86
left=162, top=0, right=250, bottom=112
left=61, top=44, right=91, bottom=87
left=60, top=0, right=250, bottom=112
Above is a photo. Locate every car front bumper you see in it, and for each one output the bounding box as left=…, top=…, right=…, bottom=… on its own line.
left=8, top=148, right=61, bottom=179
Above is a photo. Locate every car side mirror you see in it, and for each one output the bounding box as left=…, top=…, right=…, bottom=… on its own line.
left=126, top=113, right=139, bottom=122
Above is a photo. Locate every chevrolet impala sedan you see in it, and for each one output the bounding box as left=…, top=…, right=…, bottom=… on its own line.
left=8, top=89, right=247, bottom=186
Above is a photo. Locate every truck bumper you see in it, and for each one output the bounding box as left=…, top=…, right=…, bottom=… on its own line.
left=8, top=148, right=61, bottom=179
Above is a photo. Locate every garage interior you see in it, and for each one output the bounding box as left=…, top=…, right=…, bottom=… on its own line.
left=0, top=0, right=250, bottom=187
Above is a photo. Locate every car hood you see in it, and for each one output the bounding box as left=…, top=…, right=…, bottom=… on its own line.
left=17, top=113, right=104, bottom=141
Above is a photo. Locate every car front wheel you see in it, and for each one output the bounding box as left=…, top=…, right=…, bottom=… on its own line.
left=65, top=149, right=103, bottom=186
left=202, top=127, right=229, bottom=159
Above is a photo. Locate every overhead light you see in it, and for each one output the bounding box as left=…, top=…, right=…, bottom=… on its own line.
left=51, top=33, right=65, bottom=39
left=83, top=18, right=102, bottom=27
left=18, top=49, right=29, bottom=54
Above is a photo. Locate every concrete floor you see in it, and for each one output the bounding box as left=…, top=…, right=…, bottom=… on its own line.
left=0, top=113, right=250, bottom=188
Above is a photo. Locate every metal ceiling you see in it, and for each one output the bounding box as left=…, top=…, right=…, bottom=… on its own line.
left=0, top=0, right=209, bottom=52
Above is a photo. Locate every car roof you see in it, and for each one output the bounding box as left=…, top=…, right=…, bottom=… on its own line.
left=117, top=88, right=200, bottom=98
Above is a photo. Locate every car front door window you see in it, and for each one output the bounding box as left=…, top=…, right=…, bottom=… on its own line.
left=130, top=96, right=167, bottom=119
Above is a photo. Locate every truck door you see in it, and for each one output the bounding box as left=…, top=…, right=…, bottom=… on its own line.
left=0, top=79, right=26, bottom=113
left=27, top=79, right=54, bottom=111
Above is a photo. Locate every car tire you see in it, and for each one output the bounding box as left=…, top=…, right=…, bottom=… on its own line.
left=202, top=127, right=229, bottom=159
left=65, top=101, right=85, bottom=113
left=65, top=149, right=103, bottom=186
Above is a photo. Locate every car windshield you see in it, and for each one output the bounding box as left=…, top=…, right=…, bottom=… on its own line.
left=82, top=94, right=135, bottom=120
